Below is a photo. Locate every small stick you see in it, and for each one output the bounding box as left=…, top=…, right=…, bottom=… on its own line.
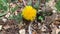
left=23, top=0, right=26, bottom=6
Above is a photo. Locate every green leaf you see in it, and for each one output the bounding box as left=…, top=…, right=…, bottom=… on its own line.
left=55, top=0, right=60, bottom=13
left=0, top=0, right=8, bottom=17
left=9, top=13, right=22, bottom=23
left=8, top=14, right=14, bottom=19
left=16, top=13, right=22, bottom=22
left=11, top=0, right=16, bottom=2
left=33, top=0, right=40, bottom=9
left=38, top=16, right=43, bottom=21
left=46, top=0, right=50, bottom=2
left=0, top=12, right=7, bottom=17
left=27, top=0, right=32, bottom=6
left=0, top=0, right=8, bottom=5
left=11, top=5, right=18, bottom=13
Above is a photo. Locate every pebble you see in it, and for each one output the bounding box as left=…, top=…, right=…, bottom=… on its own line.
left=0, top=25, right=2, bottom=30
left=19, top=29, right=25, bottom=34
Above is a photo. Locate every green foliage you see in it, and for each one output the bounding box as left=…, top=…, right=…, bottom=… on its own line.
left=0, top=0, right=9, bottom=17
left=8, top=13, right=22, bottom=23
left=11, top=0, right=16, bottom=2
left=0, top=0, right=8, bottom=4
left=14, top=13, right=22, bottom=22
left=55, top=0, right=60, bottom=13
left=0, top=0, right=20, bottom=21
left=27, top=0, right=40, bottom=9
left=46, top=0, right=49, bottom=2
left=11, top=5, right=18, bottom=13
left=0, top=0, right=8, bottom=11
left=8, top=4, right=22, bottom=22
left=0, top=4, right=7, bottom=11
left=37, top=11, right=45, bottom=22
left=27, top=0, right=32, bottom=6
left=38, top=16, right=43, bottom=21
left=33, top=0, right=40, bottom=9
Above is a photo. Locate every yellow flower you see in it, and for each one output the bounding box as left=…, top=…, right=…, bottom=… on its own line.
left=22, top=6, right=37, bottom=21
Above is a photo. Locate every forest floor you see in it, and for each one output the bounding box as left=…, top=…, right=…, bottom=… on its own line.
left=0, top=0, right=60, bottom=34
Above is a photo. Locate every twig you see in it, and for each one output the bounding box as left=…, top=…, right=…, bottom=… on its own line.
left=23, top=0, right=26, bottom=6
left=28, top=22, right=32, bottom=34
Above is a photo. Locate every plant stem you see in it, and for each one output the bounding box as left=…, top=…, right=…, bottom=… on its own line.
left=23, top=0, right=26, bottom=6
